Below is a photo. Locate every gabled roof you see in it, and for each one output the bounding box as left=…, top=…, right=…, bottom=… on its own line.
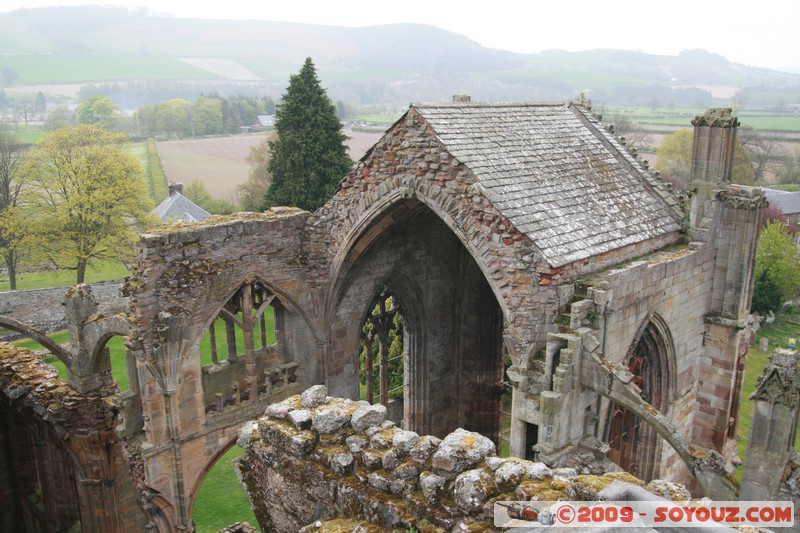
left=765, top=189, right=800, bottom=215
left=153, top=191, right=212, bottom=223
left=411, top=101, right=683, bottom=268
left=256, top=115, right=274, bottom=127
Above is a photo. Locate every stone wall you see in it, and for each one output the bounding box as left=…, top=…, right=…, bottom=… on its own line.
left=237, top=386, right=691, bottom=532
left=583, top=245, right=713, bottom=484
left=0, top=280, right=127, bottom=338
left=122, top=210, right=320, bottom=529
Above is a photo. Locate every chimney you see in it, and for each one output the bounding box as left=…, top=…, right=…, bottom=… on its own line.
left=452, top=95, right=471, bottom=103
left=169, top=182, right=184, bottom=196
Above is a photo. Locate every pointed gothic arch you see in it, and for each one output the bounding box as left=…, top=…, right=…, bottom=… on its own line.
left=605, top=313, right=676, bottom=481
left=329, top=197, right=505, bottom=442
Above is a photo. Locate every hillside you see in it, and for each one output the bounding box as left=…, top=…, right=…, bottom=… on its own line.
left=1, top=6, right=799, bottom=108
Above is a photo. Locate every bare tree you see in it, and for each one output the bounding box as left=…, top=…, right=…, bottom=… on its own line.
left=775, top=146, right=800, bottom=185
left=0, top=125, right=24, bottom=288
left=13, top=97, right=35, bottom=126
left=237, top=134, right=274, bottom=211
left=591, top=102, right=652, bottom=151
left=609, top=113, right=653, bottom=152
left=739, top=126, right=783, bottom=183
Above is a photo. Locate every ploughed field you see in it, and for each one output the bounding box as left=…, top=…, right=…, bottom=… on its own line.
left=156, top=128, right=384, bottom=201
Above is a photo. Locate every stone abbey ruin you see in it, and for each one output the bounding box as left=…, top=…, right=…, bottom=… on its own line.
left=0, top=99, right=797, bottom=532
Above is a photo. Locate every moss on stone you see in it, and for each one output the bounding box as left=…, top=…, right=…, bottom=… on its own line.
left=516, top=479, right=570, bottom=501
left=314, top=518, right=384, bottom=532
left=573, top=471, right=647, bottom=494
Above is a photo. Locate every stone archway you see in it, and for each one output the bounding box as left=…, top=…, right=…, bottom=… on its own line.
left=329, top=198, right=505, bottom=443
left=605, top=315, right=675, bottom=481
left=187, top=436, right=254, bottom=529
left=0, top=315, right=71, bottom=364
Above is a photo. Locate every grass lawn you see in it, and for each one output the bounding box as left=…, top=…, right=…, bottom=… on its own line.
left=14, top=129, right=48, bottom=145
left=0, top=260, right=130, bottom=291
left=734, top=309, right=800, bottom=482
left=192, top=446, right=258, bottom=532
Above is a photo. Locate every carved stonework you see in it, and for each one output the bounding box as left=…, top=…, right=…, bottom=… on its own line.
left=751, top=368, right=797, bottom=408
left=146, top=311, right=192, bottom=394
left=691, top=108, right=740, bottom=128
left=717, top=189, right=766, bottom=210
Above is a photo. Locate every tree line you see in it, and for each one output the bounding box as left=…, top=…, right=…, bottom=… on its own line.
left=135, top=94, right=276, bottom=138
left=0, top=90, right=277, bottom=139
left=0, top=58, right=352, bottom=289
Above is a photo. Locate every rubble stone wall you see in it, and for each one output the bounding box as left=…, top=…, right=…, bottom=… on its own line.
left=0, top=343, right=147, bottom=532
left=0, top=280, right=126, bottom=337
left=237, top=386, right=688, bottom=532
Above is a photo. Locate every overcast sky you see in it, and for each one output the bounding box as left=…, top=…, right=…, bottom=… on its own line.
left=2, top=0, right=799, bottom=73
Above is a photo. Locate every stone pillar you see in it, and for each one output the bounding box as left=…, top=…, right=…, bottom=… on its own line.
left=740, top=348, right=800, bottom=500
left=710, top=188, right=764, bottom=320
left=694, top=187, right=763, bottom=459
left=685, top=108, right=739, bottom=233
left=690, top=108, right=738, bottom=185
left=536, top=333, right=584, bottom=460
left=64, top=284, right=113, bottom=393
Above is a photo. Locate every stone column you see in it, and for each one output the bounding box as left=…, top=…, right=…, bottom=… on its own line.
left=64, top=284, right=113, bottom=393
left=694, top=187, right=763, bottom=458
left=685, top=108, right=739, bottom=235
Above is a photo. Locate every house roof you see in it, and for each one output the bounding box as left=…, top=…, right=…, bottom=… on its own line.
left=256, top=115, right=274, bottom=127
left=153, top=191, right=212, bottom=223
left=764, top=189, right=800, bottom=215
left=411, top=101, right=683, bottom=268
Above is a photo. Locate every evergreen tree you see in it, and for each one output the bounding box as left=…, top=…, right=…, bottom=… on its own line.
left=262, top=58, right=352, bottom=211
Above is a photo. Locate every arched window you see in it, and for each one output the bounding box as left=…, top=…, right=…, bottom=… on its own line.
left=95, top=334, right=135, bottom=393
left=605, top=317, right=674, bottom=481
left=203, top=280, right=278, bottom=365
left=359, top=286, right=404, bottom=409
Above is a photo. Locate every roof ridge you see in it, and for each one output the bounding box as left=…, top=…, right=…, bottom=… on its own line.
left=411, top=101, right=565, bottom=108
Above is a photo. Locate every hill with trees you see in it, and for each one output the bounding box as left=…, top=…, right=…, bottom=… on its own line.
left=1, top=6, right=799, bottom=110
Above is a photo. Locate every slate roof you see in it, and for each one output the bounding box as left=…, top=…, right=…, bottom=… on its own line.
left=412, top=102, right=683, bottom=268
left=765, top=189, right=800, bottom=215
left=153, top=191, right=212, bottom=223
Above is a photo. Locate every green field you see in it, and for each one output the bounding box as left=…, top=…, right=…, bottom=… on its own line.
left=0, top=260, right=130, bottom=291
left=0, top=54, right=218, bottom=84
left=192, top=446, right=258, bottom=532
left=604, top=105, right=800, bottom=132
left=13, top=129, right=48, bottom=145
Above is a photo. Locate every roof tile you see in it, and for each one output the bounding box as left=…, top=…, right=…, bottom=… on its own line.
left=414, top=102, right=682, bottom=267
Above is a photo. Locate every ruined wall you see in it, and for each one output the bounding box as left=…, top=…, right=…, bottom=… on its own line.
left=122, top=210, right=323, bottom=530
left=580, top=245, right=713, bottom=484
left=237, top=386, right=691, bottom=532
left=0, top=280, right=127, bottom=338
left=0, top=343, right=147, bottom=532
left=741, top=348, right=800, bottom=501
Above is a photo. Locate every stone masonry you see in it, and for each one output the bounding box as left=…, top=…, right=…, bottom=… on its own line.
left=0, top=101, right=770, bottom=531
left=238, top=386, right=706, bottom=532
